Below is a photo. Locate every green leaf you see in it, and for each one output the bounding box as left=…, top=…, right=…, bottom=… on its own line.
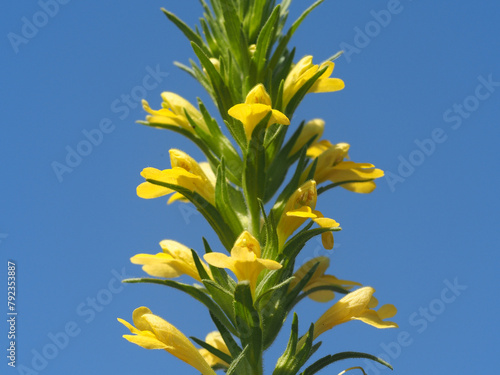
left=280, top=226, right=342, bottom=265
left=243, top=113, right=271, bottom=235
left=196, top=99, right=243, bottom=185
left=233, top=282, right=263, bottom=370
left=172, top=61, right=196, bottom=79
left=285, top=64, right=328, bottom=117
left=191, top=42, right=234, bottom=121
left=136, top=120, right=204, bottom=154
left=226, top=345, right=251, bottom=375
left=220, top=1, right=249, bottom=72
left=268, top=0, right=324, bottom=74
left=252, top=5, right=281, bottom=83
left=202, top=238, right=236, bottom=292
left=215, top=159, right=244, bottom=236
left=203, top=279, right=236, bottom=324
left=271, top=51, right=293, bottom=110
left=191, top=249, right=211, bottom=281
left=259, top=262, right=317, bottom=349
left=306, top=157, right=318, bottom=181
left=264, top=121, right=306, bottom=202
left=260, top=200, right=279, bottom=260
left=301, top=352, right=393, bottom=375
left=270, top=148, right=311, bottom=219
left=162, top=9, right=211, bottom=57
left=122, top=278, right=237, bottom=335
left=272, top=312, right=299, bottom=375
left=325, top=50, right=344, bottom=62
left=190, top=335, right=233, bottom=365
left=200, top=18, right=220, bottom=56
left=274, top=323, right=316, bottom=375
left=142, top=177, right=235, bottom=250
left=282, top=261, right=320, bottom=308
left=209, top=311, right=243, bottom=358
left=255, top=275, right=292, bottom=309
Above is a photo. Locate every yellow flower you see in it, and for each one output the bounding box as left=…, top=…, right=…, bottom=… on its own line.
left=198, top=331, right=231, bottom=368
left=142, top=92, right=207, bottom=133
left=118, top=307, right=216, bottom=375
left=276, top=180, right=340, bottom=249
left=137, top=149, right=215, bottom=204
left=248, top=44, right=257, bottom=55
left=167, top=162, right=216, bottom=204
left=289, top=257, right=361, bottom=302
left=306, top=140, right=384, bottom=193
left=130, top=240, right=211, bottom=282
left=228, top=84, right=290, bottom=139
left=203, top=231, right=282, bottom=292
left=290, top=118, right=325, bottom=156
left=283, top=55, right=345, bottom=107
left=313, top=287, right=398, bottom=339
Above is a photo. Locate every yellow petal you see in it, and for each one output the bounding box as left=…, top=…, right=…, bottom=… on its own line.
left=228, top=103, right=289, bottom=139
left=161, top=92, right=207, bottom=132
left=307, top=140, right=334, bottom=158
left=231, top=246, right=258, bottom=262
left=137, top=181, right=174, bottom=199
left=290, top=119, right=325, bottom=155
left=257, top=258, right=283, bottom=270
left=307, top=289, right=336, bottom=303
left=286, top=206, right=316, bottom=218
left=167, top=192, right=189, bottom=204
left=277, top=180, right=318, bottom=246
left=122, top=333, right=167, bottom=349
left=341, top=181, right=377, bottom=194
left=292, top=257, right=330, bottom=285
left=169, top=149, right=205, bottom=176
left=310, top=77, right=345, bottom=93
left=199, top=331, right=231, bottom=367
left=313, top=287, right=375, bottom=339
left=245, top=83, right=272, bottom=106
left=270, top=109, right=290, bottom=126
left=203, top=253, right=233, bottom=269
left=355, top=309, right=399, bottom=329
left=137, top=308, right=217, bottom=375
left=133, top=306, right=154, bottom=331
left=312, top=217, right=340, bottom=228
left=377, top=304, right=398, bottom=320
left=313, top=287, right=397, bottom=340
left=338, top=366, right=368, bottom=375
left=228, top=103, right=271, bottom=139
left=234, top=231, right=262, bottom=258
left=321, top=232, right=334, bottom=250
left=283, top=56, right=344, bottom=106
left=117, top=318, right=141, bottom=335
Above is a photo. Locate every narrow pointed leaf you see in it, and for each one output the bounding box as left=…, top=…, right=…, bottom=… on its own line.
left=123, top=278, right=236, bottom=335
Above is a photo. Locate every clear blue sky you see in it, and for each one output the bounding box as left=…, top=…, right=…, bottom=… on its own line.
left=1, top=1, right=499, bottom=374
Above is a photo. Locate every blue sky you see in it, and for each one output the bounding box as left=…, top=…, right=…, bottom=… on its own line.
left=1, top=1, right=499, bottom=374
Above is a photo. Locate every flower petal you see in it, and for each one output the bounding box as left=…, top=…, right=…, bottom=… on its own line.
left=122, top=333, right=168, bottom=349
left=203, top=253, right=232, bottom=269
left=137, top=181, right=174, bottom=199
left=286, top=206, right=316, bottom=218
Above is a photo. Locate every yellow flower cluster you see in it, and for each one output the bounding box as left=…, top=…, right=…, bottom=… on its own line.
left=121, top=1, right=397, bottom=373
